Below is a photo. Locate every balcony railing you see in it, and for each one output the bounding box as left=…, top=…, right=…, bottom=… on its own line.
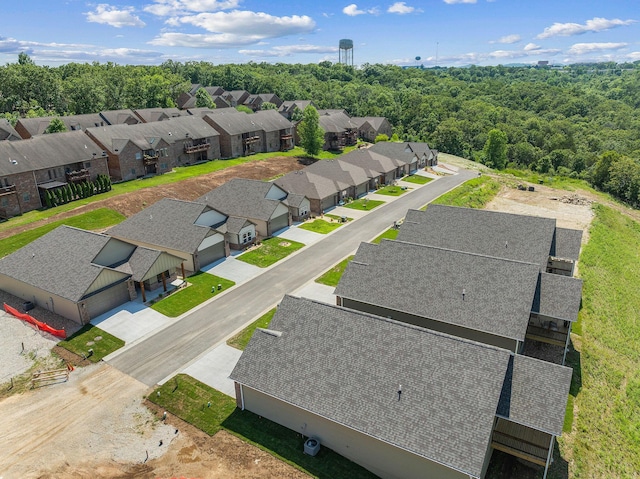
left=143, top=154, right=159, bottom=166
left=0, top=184, right=16, bottom=196
left=243, top=135, right=261, bottom=145
left=184, top=141, right=210, bottom=154
left=65, top=169, right=90, bottom=183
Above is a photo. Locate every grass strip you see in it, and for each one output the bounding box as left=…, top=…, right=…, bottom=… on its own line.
left=298, top=219, right=343, bottom=234
left=315, top=255, right=354, bottom=287
left=238, top=237, right=305, bottom=268
left=343, top=199, right=385, bottom=211
left=429, top=175, right=500, bottom=209
left=58, top=324, right=124, bottom=362
left=227, top=308, right=276, bottom=350
left=151, top=272, right=235, bottom=317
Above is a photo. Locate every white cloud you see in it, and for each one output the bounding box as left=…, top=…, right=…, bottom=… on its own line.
left=85, top=4, right=145, bottom=28
left=239, top=44, right=339, bottom=57
left=144, top=0, right=240, bottom=16
left=490, top=34, right=521, bottom=44
left=170, top=11, right=315, bottom=36
left=628, top=52, right=640, bottom=61
left=567, top=42, right=628, bottom=55
left=443, top=0, right=477, bottom=4
left=537, top=17, right=636, bottom=39
left=343, top=4, right=365, bottom=16
left=388, top=2, right=422, bottom=14
left=150, top=32, right=265, bottom=47
left=524, top=43, right=540, bottom=51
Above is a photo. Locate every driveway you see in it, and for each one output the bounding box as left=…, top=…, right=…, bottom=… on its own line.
left=178, top=343, right=242, bottom=396
left=106, top=168, right=474, bottom=386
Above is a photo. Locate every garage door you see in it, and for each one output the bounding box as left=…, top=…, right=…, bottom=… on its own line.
left=356, top=183, right=368, bottom=198
left=198, top=241, right=225, bottom=268
left=269, top=213, right=289, bottom=235
left=83, top=281, right=131, bottom=320
left=321, top=196, right=336, bottom=212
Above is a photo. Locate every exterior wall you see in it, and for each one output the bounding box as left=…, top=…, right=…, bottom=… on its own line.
left=290, top=198, right=311, bottom=221
left=107, top=236, right=196, bottom=272
left=253, top=219, right=270, bottom=238
left=241, top=386, right=469, bottom=479
left=144, top=268, right=178, bottom=291
left=81, top=279, right=132, bottom=320
left=195, top=209, right=227, bottom=227
left=0, top=275, right=83, bottom=323
left=85, top=269, right=130, bottom=297
left=14, top=122, right=33, bottom=139
left=110, top=142, right=142, bottom=181
left=92, top=240, right=135, bottom=267
left=340, top=297, right=519, bottom=353
left=0, top=171, right=41, bottom=216
left=263, top=130, right=281, bottom=153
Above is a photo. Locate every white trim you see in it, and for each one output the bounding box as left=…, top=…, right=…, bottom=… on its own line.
left=240, top=383, right=245, bottom=410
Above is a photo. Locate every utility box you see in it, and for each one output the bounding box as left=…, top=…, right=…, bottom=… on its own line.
left=23, top=301, right=35, bottom=312
left=304, top=437, right=321, bottom=456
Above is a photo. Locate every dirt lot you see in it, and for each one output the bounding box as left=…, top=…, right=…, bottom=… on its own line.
left=0, top=157, right=602, bottom=478
left=0, top=156, right=306, bottom=240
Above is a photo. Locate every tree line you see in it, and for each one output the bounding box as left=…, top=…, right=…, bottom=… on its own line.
left=1, top=54, right=639, bottom=206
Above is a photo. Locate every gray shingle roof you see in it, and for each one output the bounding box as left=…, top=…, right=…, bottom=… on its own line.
left=497, top=355, right=572, bottom=436
left=0, top=131, right=105, bottom=176
left=252, top=110, right=293, bottom=132
left=133, top=108, right=188, bottom=123
left=335, top=240, right=540, bottom=342
left=197, top=178, right=286, bottom=222
left=0, top=119, right=21, bottom=141
left=532, top=273, right=583, bottom=322
left=553, top=227, right=583, bottom=261
left=282, top=193, right=306, bottom=209
left=0, top=226, right=128, bottom=302
left=99, top=109, right=141, bottom=125
left=118, top=247, right=161, bottom=283
left=224, top=216, right=255, bottom=235
left=107, top=198, right=221, bottom=253
left=305, top=159, right=372, bottom=188
left=203, top=111, right=261, bottom=135
left=230, top=295, right=511, bottom=478
left=369, top=142, right=419, bottom=166
left=399, top=206, right=557, bottom=270
left=317, top=111, right=357, bottom=133
left=340, top=149, right=404, bottom=176
left=275, top=170, right=340, bottom=201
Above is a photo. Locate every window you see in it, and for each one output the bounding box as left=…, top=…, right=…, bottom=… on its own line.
left=48, top=170, right=53, bottom=180
left=242, top=231, right=253, bottom=243
left=23, top=193, right=30, bottom=202
left=2, top=178, right=8, bottom=187
left=131, top=168, right=136, bottom=176
left=156, top=270, right=170, bottom=283
left=135, top=152, right=142, bottom=160
left=84, top=162, right=91, bottom=169
left=1, top=198, right=8, bottom=207
left=160, top=163, right=168, bottom=169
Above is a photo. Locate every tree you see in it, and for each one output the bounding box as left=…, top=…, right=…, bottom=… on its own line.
left=261, top=101, right=277, bottom=110
left=298, top=105, right=324, bottom=157
left=44, top=118, right=67, bottom=134
left=482, top=129, right=508, bottom=169
left=375, top=134, right=389, bottom=143
left=195, top=88, right=215, bottom=108
left=236, top=105, right=253, bottom=114
left=290, top=106, right=304, bottom=123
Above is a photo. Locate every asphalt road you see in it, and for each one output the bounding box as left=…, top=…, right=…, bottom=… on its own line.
left=107, top=169, right=475, bottom=385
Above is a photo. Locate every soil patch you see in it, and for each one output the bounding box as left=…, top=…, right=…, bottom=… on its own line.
left=0, top=156, right=306, bottom=240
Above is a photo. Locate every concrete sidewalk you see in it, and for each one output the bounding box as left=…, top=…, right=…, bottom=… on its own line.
left=179, top=343, right=242, bottom=396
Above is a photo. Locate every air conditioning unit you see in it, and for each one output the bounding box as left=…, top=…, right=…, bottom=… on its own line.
left=304, top=437, right=320, bottom=456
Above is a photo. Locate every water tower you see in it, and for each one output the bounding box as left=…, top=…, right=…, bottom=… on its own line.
left=339, top=39, right=354, bottom=66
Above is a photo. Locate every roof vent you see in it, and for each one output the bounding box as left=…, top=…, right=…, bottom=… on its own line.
left=462, top=288, right=466, bottom=301
left=505, top=240, right=508, bottom=248
left=397, top=384, right=402, bottom=401
left=258, top=328, right=282, bottom=338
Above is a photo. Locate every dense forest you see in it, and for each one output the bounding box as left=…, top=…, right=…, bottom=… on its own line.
left=1, top=53, right=639, bottom=206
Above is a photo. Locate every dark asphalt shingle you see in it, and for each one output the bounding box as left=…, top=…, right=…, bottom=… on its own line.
left=532, top=273, right=583, bottom=322
left=230, top=295, right=511, bottom=478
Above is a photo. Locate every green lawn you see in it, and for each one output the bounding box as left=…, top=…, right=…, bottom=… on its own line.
left=428, top=175, right=501, bottom=209
left=371, top=228, right=399, bottom=244
left=0, top=208, right=125, bottom=258
left=402, top=175, right=432, bottom=185
left=375, top=185, right=408, bottom=196
left=315, top=255, right=354, bottom=287
left=227, top=308, right=276, bottom=350
left=0, top=148, right=317, bottom=236
left=237, top=237, right=305, bottom=268
left=58, top=325, right=124, bottom=362
left=151, top=272, right=235, bottom=317
left=298, top=219, right=343, bottom=234
left=149, top=374, right=377, bottom=479
left=557, top=204, right=640, bottom=477
left=325, top=213, right=353, bottom=222
left=343, top=198, right=385, bottom=210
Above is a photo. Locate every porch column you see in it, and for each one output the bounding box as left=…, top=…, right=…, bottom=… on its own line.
left=161, top=272, right=167, bottom=292
left=139, top=282, right=146, bottom=302
left=542, top=435, right=555, bottom=479
left=181, top=262, right=185, bottom=279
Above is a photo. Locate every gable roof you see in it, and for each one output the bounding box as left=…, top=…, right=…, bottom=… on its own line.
left=231, top=295, right=511, bottom=478
left=335, top=240, right=541, bottom=342
left=317, top=111, right=357, bottom=133
left=0, top=226, right=130, bottom=302
left=133, top=108, right=189, bottom=123
left=0, top=130, right=105, bottom=176
left=203, top=111, right=261, bottom=135
left=275, top=170, right=340, bottom=201
left=114, top=247, right=184, bottom=283
left=99, top=109, right=141, bottom=126
left=553, top=227, right=583, bottom=261
left=305, top=159, right=372, bottom=187
left=0, top=119, right=21, bottom=141
left=339, top=148, right=404, bottom=176
left=368, top=142, right=419, bottom=166
left=107, top=198, right=223, bottom=253
left=498, top=354, right=572, bottom=436
left=197, top=178, right=288, bottom=222
left=399, top=206, right=558, bottom=270
left=252, top=110, right=293, bottom=132
left=351, top=116, right=390, bottom=131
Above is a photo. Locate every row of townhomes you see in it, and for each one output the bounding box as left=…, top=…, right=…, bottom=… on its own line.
left=231, top=205, right=582, bottom=479
left=0, top=98, right=394, bottom=218
left=0, top=139, right=437, bottom=323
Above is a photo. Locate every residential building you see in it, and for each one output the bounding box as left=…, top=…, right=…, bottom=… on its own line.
left=0, top=225, right=183, bottom=323
left=0, top=120, right=21, bottom=141
left=252, top=110, right=295, bottom=152
left=107, top=198, right=232, bottom=273
left=133, top=107, right=189, bottom=123
left=340, top=148, right=406, bottom=187
left=231, top=295, right=572, bottom=479
left=198, top=178, right=308, bottom=238
left=317, top=110, right=358, bottom=151
left=275, top=170, right=342, bottom=215
left=14, top=113, right=108, bottom=139
left=304, top=159, right=372, bottom=199
left=351, top=116, right=393, bottom=142
left=0, top=131, right=109, bottom=218
left=203, top=111, right=264, bottom=158
left=278, top=100, right=316, bottom=120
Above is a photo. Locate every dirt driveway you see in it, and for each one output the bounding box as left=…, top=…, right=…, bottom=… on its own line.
left=0, top=363, right=308, bottom=479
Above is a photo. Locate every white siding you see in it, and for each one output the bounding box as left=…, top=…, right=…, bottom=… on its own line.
left=195, top=209, right=227, bottom=227
left=85, top=268, right=131, bottom=296
left=265, top=183, right=288, bottom=200
left=197, top=233, right=224, bottom=251
left=92, top=239, right=136, bottom=267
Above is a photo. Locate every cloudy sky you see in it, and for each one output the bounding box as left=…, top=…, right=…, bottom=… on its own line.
left=0, top=0, right=638, bottom=66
